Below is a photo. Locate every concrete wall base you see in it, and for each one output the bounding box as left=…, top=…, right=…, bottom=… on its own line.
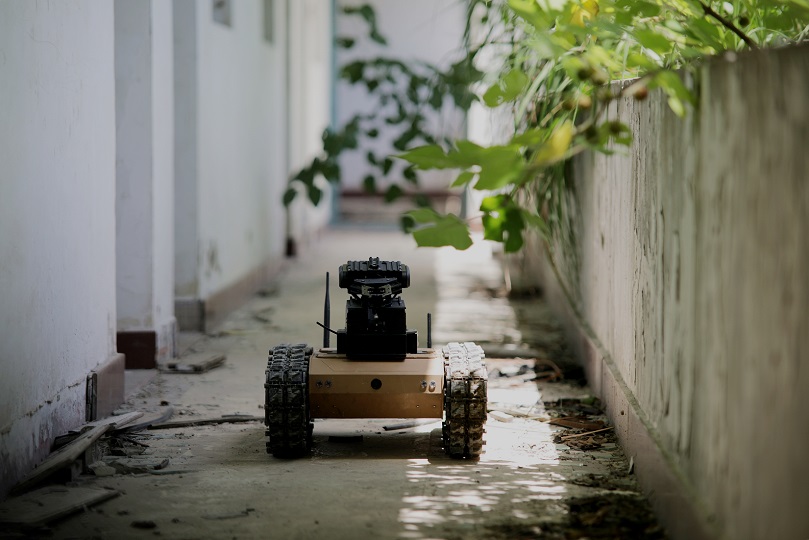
left=117, top=331, right=157, bottom=369
left=204, top=258, right=285, bottom=332
left=176, top=258, right=285, bottom=333
left=574, top=331, right=717, bottom=540
left=118, top=318, right=177, bottom=369
left=87, top=353, right=126, bottom=420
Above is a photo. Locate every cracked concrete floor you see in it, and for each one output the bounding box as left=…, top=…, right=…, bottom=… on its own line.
left=36, top=229, right=662, bottom=539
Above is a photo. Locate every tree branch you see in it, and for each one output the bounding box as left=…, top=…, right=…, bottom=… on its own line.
left=700, top=1, right=758, bottom=49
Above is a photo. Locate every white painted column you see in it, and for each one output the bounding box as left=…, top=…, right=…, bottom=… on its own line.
left=115, top=0, right=176, bottom=367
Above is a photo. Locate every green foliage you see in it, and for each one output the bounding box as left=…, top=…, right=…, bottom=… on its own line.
left=394, top=0, right=809, bottom=252
left=286, top=1, right=809, bottom=257
left=405, top=208, right=473, bottom=250
left=284, top=5, right=483, bottom=208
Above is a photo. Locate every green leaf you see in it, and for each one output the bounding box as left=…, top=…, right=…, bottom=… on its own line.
left=407, top=210, right=473, bottom=250
left=685, top=17, right=725, bottom=51
left=474, top=146, right=524, bottom=190
left=482, top=68, right=529, bottom=107
left=336, top=37, right=355, bottom=49
left=384, top=184, right=404, bottom=202
left=392, top=128, right=419, bottom=151
left=321, top=159, right=340, bottom=183
left=503, top=207, right=525, bottom=252
left=401, top=214, right=416, bottom=233
left=482, top=212, right=506, bottom=242
left=667, top=96, right=686, bottom=117
left=633, top=28, right=673, bottom=54
left=402, top=166, right=418, bottom=184
left=412, top=193, right=432, bottom=208
left=511, top=128, right=547, bottom=146
left=450, top=140, right=485, bottom=168
left=650, top=71, right=695, bottom=117
left=397, top=145, right=455, bottom=169
left=508, top=0, right=552, bottom=29
left=451, top=171, right=475, bottom=188
left=408, top=207, right=439, bottom=223
left=627, top=52, right=659, bottom=70
left=480, top=194, right=507, bottom=212
left=283, top=187, right=297, bottom=207
left=340, top=61, right=364, bottom=83
left=479, top=195, right=525, bottom=252
left=307, top=184, right=323, bottom=206
left=370, top=29, right=388, bottom=45
left=522, top=211, right=550, bottom=238
left=363, top=175, right=376, bottom=194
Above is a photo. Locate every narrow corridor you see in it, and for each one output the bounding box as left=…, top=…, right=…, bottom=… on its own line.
left=16, top=229, right=662, bottom=539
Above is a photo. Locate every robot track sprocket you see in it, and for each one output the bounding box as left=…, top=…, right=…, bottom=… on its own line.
left=442, top=342, right=488, bottom=458
left=264, top=343, right=313, bottom=458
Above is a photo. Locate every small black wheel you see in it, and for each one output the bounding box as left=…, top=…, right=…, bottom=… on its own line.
left=264, top=343, right=313, bottom=458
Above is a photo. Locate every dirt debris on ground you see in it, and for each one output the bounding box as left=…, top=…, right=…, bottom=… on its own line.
left=1, top=230, right=666, bottom=539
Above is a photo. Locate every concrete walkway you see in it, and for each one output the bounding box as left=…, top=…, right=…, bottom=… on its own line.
left=37, top=229, right=662, bottom=539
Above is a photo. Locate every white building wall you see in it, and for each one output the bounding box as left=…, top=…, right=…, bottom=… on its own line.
left=196, top=0, right=281, bottom=299
left=0, top=2, right=117, bottom=496
left=174, top=0, right=324, bottom=329
left=335, top=0, right=467, bottom=194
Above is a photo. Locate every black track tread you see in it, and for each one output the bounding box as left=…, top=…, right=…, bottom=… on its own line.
left=442, top=341, right=488, bottom=458
left=264, top=343, right=313, bottom=458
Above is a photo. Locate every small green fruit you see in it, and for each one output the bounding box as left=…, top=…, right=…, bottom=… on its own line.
left=632, top=86, right=649, bottom=101
left=577, top=66, right=594, bottom=80
left=590, top=69, right=609, bottom=85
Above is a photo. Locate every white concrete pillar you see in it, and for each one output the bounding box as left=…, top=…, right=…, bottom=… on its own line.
left=287, top=0, right=334, bottom=250
left=115, top=0, right=176, bottom=367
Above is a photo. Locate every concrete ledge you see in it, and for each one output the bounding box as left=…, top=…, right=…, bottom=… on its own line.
left=176, top=258, right=284, bottom=332
left=576, top=332, right=718, bottom=540
left=89, top=353, right=126, bottom=420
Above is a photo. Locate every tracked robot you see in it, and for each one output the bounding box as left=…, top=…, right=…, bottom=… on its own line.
left=264, top=257, right=488, bottom=458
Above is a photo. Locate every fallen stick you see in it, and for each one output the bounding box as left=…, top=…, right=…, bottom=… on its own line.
left=382, top=419, right=439, bottom=431
left=53, top=412, right=144, bottom=449
left=148, top=415, right=263, bottom=430
left=487, top=405, right=549, bottom=421
left=11, top=425, right=111, bottom=495
left=549, top=417, right=605, bottom=430
left=561, top=426, right=614, bottom=440
left=535, top=358, right=564, bottom=380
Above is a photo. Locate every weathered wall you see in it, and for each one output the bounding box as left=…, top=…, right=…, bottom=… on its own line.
left=525, top=45, right=809, bottom=539
left=0, top=2, right=118, bottom=496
